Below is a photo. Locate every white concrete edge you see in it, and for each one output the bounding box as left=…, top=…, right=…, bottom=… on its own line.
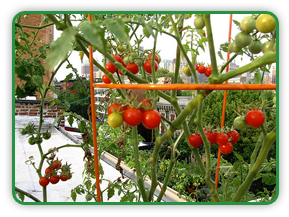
left=100, top=151, right=187, bottom=202
left=55, top=126, right=188, bottom=202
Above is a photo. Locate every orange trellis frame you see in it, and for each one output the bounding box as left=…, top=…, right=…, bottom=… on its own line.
left=88, top=14, right=276, bottom=202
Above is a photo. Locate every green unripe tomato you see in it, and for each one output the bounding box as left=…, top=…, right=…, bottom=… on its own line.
left=86, top=193, right=93, bottom=201
left=248, top=40, right=262, bottom=54
left=256, top=14, right=276, bottom=33
left=123, top=56, right=130, bottom=65
left=28, top=136, right=36, bottom=145
left=43, top=132, right=51, bottom=140
left=240, top=16, right=256, bottom=33
left=233, top=116, right=248, bottom=130
left=229, top=41, right=242, bottom=53
left=117, top=44, right=125, bottom=52
left=182, top=66, right=192, bottom=77
left=20, top=128, right=27, bottom=135
left=108, top=113, right=123, bottom=128
left=194, top=16, right=205, bottom=29
left=234, top=32, right=252, bottom=48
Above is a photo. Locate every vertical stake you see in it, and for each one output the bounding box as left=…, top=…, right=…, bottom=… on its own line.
left=88, top=14, right=102, bottom=202
left=214, top=14, right=233, bottom=196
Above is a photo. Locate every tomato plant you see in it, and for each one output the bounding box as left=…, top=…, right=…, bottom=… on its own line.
left=188, top=134, right=203, bottom=148
left=49, top=175, right=60, bottom=184
left=142, top=110, right=161, bottom=130
left=219, top=142, right=233, bottom=154
left=197, top=65, right=206, bottom=74
left=246, top=109, right=265, bottom=128
left=102, top=74, right=111, bottom=84
left=53, top=159, right=62, bottom=170
left=216, top=133, right=229, bottom=146
left=256, top=14, right=276, bottom=33
left=15, top=13, right=277, bottom=203
left=105, top=62, right=117, bottom=73
left=108, top=112, right=123, bottom=128
left=39, top=177, right=50, bottom=187
left=125, top=62, right=139, bottom=74
left=123, top=107, right=143, bottom=127
left=227, top=130, right=239, bottom=143
left=144, top=59, right=158, bottom=74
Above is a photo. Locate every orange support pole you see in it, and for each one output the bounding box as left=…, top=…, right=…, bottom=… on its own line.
left=88, top=14, right=102, bottom=202
left=93, top=83, right=276, bottom=90
left=214, top=14, right=233, bottom=194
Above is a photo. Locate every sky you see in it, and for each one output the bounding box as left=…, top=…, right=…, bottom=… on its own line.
left=53, top=13, right=256, bottom=81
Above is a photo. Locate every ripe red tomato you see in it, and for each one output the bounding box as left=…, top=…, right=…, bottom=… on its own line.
left=216, top=133, right=229, bottom=146
left=107, top=103, right=127, bottom=115
left=53, top=160, right=62, bottom=170
left=50, top=175, right=60, bottom=184
left=102, top=74, right=111, bottom=84
left=144, top=59, right=158, bottom=74
left=120, top=57, right=126, bottom=67
left=39, top=177, right=49, bottom=187
left=147, top=53, right=159, bottom=63
left=188, top=134, right=203, bottom=148
left=140, top=99, right=153, bottom=113
left=117, top=69, right=124, bottom=75
left=205, top=131, right=217, bottom=145
left=245, top=109, right=265, bottom=127
left=105, top=62, right=117, bottom=73
left=45, top=167, right=53, bottom=174
left=112, top=55, right=122, bottom=63
left=195, top=63, right=199, bottom=71
left=219, top=142, right=234, bottom=154
left=197, top=65, right=206, bottom=74
left=123, top=107, right=143, bottom=126
left=60, top=173, right=70, bottom=182
left=227, top=130, right=239, bottom=143
left=125, top=62, right=139, bottom=74
left=142, top=110, right=161, bottom=130
left=204, top=66, right=212, bottom=77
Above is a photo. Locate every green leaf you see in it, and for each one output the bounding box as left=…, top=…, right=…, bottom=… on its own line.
left=46, top=27, right=76, bottom=70
left=84, top=179, right=92, bottom=191
left=262, top=173, right=276, bottom=185
left=67, top=115, right=74, bottom=127
left=71, top=189, right=77, bottom=202
left=31, top=75, right=43, bottom=87
left=254, top=71, right=261, bottom=83
left=79, top=21, right=107, bottom=53
left=107, top=186, right=115, bottom=200
left=218, top=51, right=224, bottom=61
left=64, top=73, right=73, bottom=82
left=104, top=18, right=129, bottom=44
left=78, top=121, right=85, bottom=133
left=15, top=190, right=25, bottom=202
left=234, top=152, right=244, bottom=162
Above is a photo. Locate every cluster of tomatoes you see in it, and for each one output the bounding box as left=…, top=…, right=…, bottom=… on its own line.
left=188, top=128, right=239, bottom=154
left=188, top=108, right=265, bottom=154
left=230, top=14, right=276, bottom=55
left=107, top=98, right=161, bottom=130
left=233, top=109, right=265, bottom=130
left=195, top=64, right=212, bottom=77
left=182, top=64, right=212, bottom=78
left=102, top=52, right=161, bottom=84
left=39, top=159, right=72, bottom=187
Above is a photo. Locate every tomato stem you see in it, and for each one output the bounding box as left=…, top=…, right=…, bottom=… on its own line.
left=203, top=14, right=219, bottom=78
left=131, top=126, right=149, bottom=202
left=232, top=130, right=276, bottom=202
left=219, top=51, right=276, bottom=82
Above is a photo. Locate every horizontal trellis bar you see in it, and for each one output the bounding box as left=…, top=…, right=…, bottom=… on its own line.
left=93, top=83, right=276, bottom=90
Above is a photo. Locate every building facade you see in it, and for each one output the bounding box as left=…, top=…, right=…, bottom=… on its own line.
left=15, top=14, right=54, bottom=99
